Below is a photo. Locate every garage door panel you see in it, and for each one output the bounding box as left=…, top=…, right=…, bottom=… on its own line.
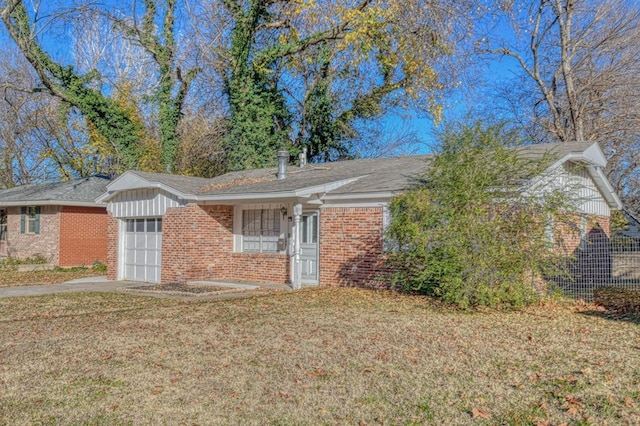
left=134, top=235, right=147, bottom=249
left=123, top=218, right=162, bottom=283
left=146, top=234, right=159, bottom=248
left=125, top=237, right=136, bottom=249
left=125, top=264, right=135, bottom=279
left=146, top=250, right=158, bottom=265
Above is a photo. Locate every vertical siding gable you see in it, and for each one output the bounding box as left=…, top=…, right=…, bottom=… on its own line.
left=563, top=163, right=610, bottom=216
left=107, top=188, right=187, bottom=218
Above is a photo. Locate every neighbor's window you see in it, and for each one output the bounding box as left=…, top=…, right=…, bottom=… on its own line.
left=242, top=209, right=280, bottom=253
left=20, top=206, right=40, bottom=235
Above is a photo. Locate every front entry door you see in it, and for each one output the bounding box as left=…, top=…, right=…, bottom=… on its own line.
left=301, top=213, right=319, bottom=282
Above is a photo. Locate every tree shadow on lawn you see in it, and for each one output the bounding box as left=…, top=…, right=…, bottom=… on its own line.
left=576, top=308, right=640, bottom=326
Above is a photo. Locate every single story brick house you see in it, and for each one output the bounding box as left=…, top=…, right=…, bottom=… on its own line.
left=98, top=142, right=622, bottom=288
left=0, top=176, right=110, bottom=267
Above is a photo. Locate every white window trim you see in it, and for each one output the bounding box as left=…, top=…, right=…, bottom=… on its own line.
left=580, top=215, right=588, bottom=250
left=233, top=204, right=289, bottom=254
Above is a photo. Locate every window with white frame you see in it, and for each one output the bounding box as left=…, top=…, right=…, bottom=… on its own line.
left=544, top=213, right=554, bottom=247
left=382, top=205, right=398, bottom=252
left=580, top=215, right=588, bottom=250
left=21, top=206, right=40, bottom=234
left=242, top=209, right=280, bottom=252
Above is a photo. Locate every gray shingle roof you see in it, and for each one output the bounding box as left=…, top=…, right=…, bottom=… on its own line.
left=0, top=176, right=111, bottom=205
left=130, top=171, right=213, bottom=195
left=191, top=155, right=431, bottom=196
left=121, top=141, right=599, bottom=198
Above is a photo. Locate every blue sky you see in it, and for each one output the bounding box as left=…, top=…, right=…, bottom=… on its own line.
left=0, top=0, right=524, bottom=159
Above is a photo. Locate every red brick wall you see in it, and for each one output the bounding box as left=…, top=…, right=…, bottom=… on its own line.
left=162, top=205, right=231, bottom=283
left=555, top=214, right=611, bottom=255
left=58, top=206, right=108, bottom=267
left=161, top=204, right=289, bottom=284
left=106, top=214, right=119, bottom=280
left=230, top=253, right=289, bottom=283
left=319, top=207, right=388, bottom=288
left=552, top=214, right=612, bottom=285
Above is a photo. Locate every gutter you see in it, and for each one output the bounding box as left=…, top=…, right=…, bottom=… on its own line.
left=0, top=200, right=106, bottom=208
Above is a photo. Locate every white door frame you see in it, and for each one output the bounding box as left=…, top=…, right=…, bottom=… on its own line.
left=301, top=210, right=320, bottom=285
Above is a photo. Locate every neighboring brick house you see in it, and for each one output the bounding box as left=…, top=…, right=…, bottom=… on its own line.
left=98, top=142, right=622, bottom=288
left=0, top=176, right=110, bottom=267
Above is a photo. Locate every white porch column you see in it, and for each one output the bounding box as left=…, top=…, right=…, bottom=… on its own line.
left=292, top=203, right=303, bottom=289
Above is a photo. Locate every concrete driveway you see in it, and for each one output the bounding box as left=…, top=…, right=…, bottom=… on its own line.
left=0, top=276, right=145, bottom=298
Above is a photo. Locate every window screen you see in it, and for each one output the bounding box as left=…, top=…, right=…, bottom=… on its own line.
left=242, top=209, right=280, bottom=252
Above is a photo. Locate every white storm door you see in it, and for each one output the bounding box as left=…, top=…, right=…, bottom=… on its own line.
left=123, top=218, right=162, bottom=283
left=301, top=213, right=319, bottom=282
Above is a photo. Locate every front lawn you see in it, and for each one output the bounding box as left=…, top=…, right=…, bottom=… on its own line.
left=0, top=267, right=104, bottom=287
left=0, top=288, right=638, bottom=425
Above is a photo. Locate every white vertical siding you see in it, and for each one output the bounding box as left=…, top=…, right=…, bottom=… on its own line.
left=527, top=162, right=611, bottom=217
left=564, top=163, right=610, bottom=217
left=107, top=188, right=186, bottom=217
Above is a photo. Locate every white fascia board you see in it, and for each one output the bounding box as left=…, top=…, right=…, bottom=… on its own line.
left=0, top=200, right=106, bottom=208
left=548, top=144, right=606, bottom=170
left=97, top=173, right=193, bottom=204
left=321, top=201, right=389, bottom=208
left=582, top=143, right=607, bottom=167
left=585, top=165, right=623, bottom=209
left=321, top=191, right=395, bottom=201
left=548, top=153, right=585, bottom=170
left=194, top=191, right=310, bottom=202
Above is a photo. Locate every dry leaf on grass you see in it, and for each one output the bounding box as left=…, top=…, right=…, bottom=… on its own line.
left=471, top=407, right=491, bottom=419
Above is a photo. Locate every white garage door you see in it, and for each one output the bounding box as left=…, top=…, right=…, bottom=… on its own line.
left=123, top=218, right=162, bottom=283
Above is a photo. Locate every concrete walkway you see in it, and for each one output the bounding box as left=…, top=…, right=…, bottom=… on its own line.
left=0, top=276, right=291, bottom=300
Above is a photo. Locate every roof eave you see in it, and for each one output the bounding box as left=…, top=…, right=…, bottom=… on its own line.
left=99, top=171, right=195, bottom=203
left=585, top=165, right=623, bottom=210
left=192, top=176, right=365, bottom=202
left=321, top=191, right=396, bottom=201
left=0, top=200, right=106, bottom=208
left=549, top=143, right=607, bottom=170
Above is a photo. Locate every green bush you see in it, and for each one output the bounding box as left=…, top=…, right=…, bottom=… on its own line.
left=385, top=121, right=576, bottom=308
left=0, top=254, right=49, bottom=269
left=92, top=261, right=107, bottom=273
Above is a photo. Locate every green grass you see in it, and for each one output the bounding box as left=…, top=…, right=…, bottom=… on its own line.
left=0, top=288, right=639, bottom=425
